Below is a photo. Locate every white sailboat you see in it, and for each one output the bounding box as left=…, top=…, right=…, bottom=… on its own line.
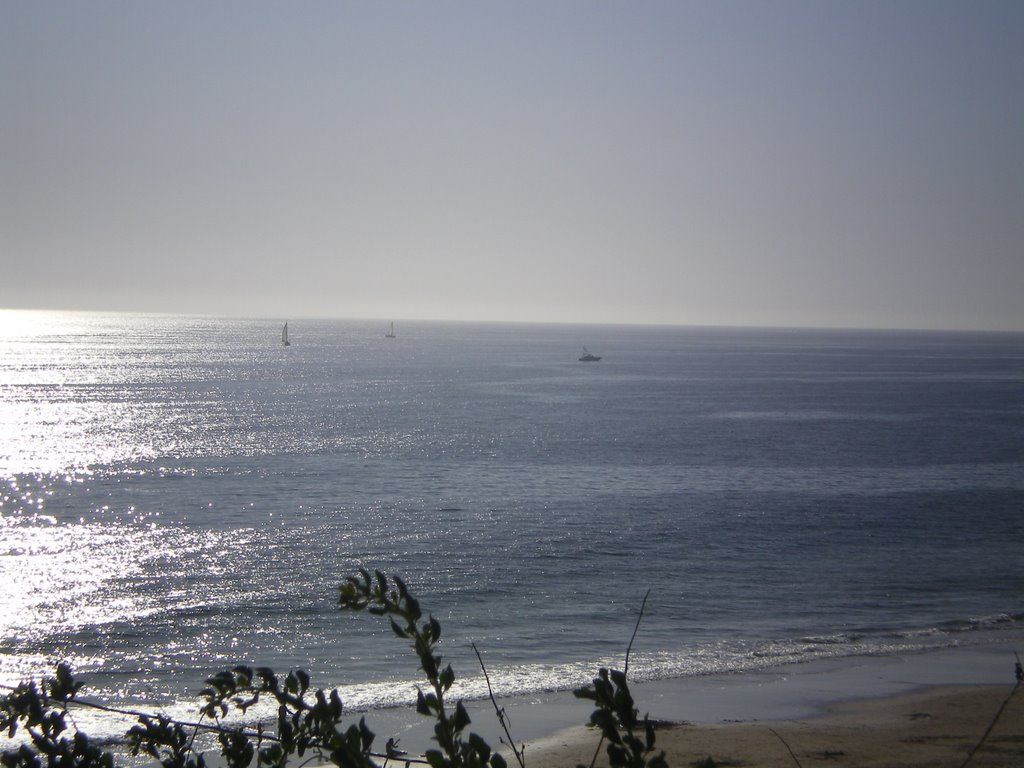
left=282, top=322, right=291, bottom=346
left=385, top=321, right=396, bottom=338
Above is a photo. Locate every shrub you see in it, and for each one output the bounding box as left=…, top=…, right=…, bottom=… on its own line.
left=1, top=570, right=665, bottom=768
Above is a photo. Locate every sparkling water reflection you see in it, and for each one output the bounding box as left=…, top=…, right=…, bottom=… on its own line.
left=1, top=311, right=1022, bottom=731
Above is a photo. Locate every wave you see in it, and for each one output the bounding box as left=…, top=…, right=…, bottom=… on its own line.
left=313, top=612, right=1024, bottom=713
left=18, top=613, right=1024, bottom=750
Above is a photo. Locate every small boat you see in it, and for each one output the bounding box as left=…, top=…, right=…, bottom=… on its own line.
left=578, top=347, right=601, bottom=362
left=282, top=322, right=291, bottom=346
left=385, top=321, right=396, bottom=338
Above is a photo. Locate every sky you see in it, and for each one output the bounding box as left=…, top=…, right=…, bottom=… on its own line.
left=2, top=1, right=1022, bottom=331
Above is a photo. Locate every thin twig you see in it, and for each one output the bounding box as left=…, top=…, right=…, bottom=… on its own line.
left=587, top=589, right=652, bottom=768
left=472, top=643, right=526, bottom=768
left=585, top=733, right=605, bottom=768
left=958, top=681, right=1020, bottom=768
left=185, top=709, right=207, bottom=756
left=47, top=695, right=219, bottom=735
left=624, top=589, right=651, bottom=677
left=767, top=727, right=804, bottom=768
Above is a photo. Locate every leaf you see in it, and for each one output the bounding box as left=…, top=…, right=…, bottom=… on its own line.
left=453, top=701, right=471, bottom=732
left=385, top=737, right=407, bottom=758
left=439, top=665, right=455, bottom=693
left=416, top=689, right=432, bottom=716
left=255, top=668, right=277, bottom=688
left=359, top=716, right=375, bottom=750
left=422, top=653, right=439, bottom=680
left=406, top=595, right=422, bottom=621
left=607, top=743, right=628, bottom=765
left=468, top=733, right=490, bottom=760
left=590, top=711, right=621, bottom=744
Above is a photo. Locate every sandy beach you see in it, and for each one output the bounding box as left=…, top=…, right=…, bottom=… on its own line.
left=361, top=644, right=1024, bottom=767
left=524, top=683, right=1023, bottom=768
left=275, top=645, right=1024, bottom=768
left=452, top=644, right=1024, bottom=768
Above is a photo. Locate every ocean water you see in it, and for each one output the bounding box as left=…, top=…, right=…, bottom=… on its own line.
left=1, top=310, right=1023, bottom=739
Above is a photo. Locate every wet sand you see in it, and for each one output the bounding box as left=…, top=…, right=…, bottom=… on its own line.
left=522, top=683, right=1023, bottom=768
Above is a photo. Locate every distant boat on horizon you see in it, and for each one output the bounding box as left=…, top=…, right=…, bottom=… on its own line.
left=385, top=321, right=396, bottom=338
left=578, top=347, right=601, bottom=362
left=282, top=322, right=291, bottom=346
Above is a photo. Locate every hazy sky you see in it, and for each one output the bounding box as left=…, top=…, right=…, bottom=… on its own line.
left=2, top=2, right=1021, bottom=330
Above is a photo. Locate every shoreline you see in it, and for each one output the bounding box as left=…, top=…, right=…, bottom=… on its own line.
left=517, top=642, right=1024, bottom=768
left=363, top=641, right=1024, bottom=763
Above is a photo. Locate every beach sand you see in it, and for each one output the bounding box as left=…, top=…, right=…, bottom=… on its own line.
left=354, top=644, right=1024, bottom=767
left=523, top=684, right=1023, bottom=768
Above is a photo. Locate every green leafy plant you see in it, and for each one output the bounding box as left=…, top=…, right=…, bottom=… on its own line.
left=338, top=569, right=508, bottom=768
left=0, top=662, right=114, bottom=768
left=574, top=668, right=666, bottom=768
left=1, top=570, right=662, bottom=768
left=572, top=590, right=666, bottom=768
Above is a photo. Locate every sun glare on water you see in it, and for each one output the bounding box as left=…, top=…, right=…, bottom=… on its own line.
left=0, top=310, right=177, bottom=474
left=0, top=512, right=146, bottom=683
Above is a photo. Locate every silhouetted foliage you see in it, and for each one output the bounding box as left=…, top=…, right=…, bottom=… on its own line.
left=0, top=662, right=114, bottom=768
left=2, top=570, right=663, bottom=768
left=574, top=668, right=666, bottom=768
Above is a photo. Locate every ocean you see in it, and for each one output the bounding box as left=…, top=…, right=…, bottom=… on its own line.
left=1, top=310, right=1023, bottom=744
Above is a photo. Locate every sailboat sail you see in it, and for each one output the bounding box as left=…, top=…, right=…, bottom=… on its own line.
left=282, top=322, right=291, bottom=346
left=385, top=321, right=395, bottom=338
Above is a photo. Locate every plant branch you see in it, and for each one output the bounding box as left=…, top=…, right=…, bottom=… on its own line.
left=767, top=727, right=803, bottom=768
left=958, top=680, right=1020, bottom=768
left=472, top=643, right=525, bottom=768
left=1, top=679, right=431, bottom=766
left=624, top=590, right=651, bottom=678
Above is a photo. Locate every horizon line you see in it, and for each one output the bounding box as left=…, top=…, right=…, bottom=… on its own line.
left=2, top=304, right=1022, bottom=336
